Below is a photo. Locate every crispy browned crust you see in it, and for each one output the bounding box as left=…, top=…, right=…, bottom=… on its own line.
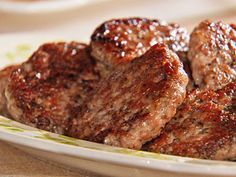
left=68, top=44, right=188, bottom=149
left=5, top=42, right=100, bottom=134
left=145, top=82, right=236, bottom=160
left=0, top=65, right=18, bottom=116
left=188, top=20, right=236, bottom=90
left=91, top=17, right=189, bottom=77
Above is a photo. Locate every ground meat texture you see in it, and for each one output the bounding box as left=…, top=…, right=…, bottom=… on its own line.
left=0, top=65, right=18, bottom=117
left=68, top=43, right=188, bottom=150
left=5, top=42, right=100, bottom=134
left=188, top=20, right=236, bottom=90
left=90, top=17, right=189, bottom=77
left=145, top=81, right=236, bottom=160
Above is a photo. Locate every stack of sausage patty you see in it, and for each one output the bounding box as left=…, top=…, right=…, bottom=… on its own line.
left=0, top=18, right=235, bottom=161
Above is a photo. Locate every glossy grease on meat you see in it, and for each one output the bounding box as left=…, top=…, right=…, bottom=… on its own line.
left=68, top=44, right=188, bottom=149
left=188, top=20, right=236, bottom=90
left=145, top=82, right=236, bottom=160
left=5, top=42, right=100, bottom=134
left=91, top=17, right=189, bottom=77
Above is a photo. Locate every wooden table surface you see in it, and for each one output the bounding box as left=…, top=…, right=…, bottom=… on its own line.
left=0, top=140, right=102, bottom=177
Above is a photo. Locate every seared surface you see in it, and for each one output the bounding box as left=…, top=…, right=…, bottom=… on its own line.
left=91, top=17, right=189, bottom=77
left=188, top=20, right=236, bottom=90
left=68, top=44, right=188, bottom=149
left=0, top=65, right=18, bottom=116
left=5, top=42, right=100, bottom=134
left=145, top=82, right=236, bottom=160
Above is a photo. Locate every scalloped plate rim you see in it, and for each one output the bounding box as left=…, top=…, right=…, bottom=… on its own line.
left=0, top=116, right=235, bottom=176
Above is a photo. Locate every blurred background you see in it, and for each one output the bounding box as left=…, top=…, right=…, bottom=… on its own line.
left=0, top=0, right=236, bottom=42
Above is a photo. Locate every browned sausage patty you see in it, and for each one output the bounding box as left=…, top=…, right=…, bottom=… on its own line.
left=0, top=65, right=18, bottom=117
left=188, top=20, right=236, bottom=90
left=91, top=17, right=189, bottom=77
left=68, top=44, right=188, bottom=149
left=145, top=81, right=236, bottom=160
left=5, top=42, right=100, bottom=134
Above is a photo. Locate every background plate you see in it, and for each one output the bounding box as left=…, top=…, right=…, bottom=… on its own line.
left=0, top=0, right=110, bottom=14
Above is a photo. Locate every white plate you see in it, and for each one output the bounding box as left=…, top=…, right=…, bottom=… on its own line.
left=0, top=0, right=109, bottom=14
left=0, top=34, right=235, bottom=177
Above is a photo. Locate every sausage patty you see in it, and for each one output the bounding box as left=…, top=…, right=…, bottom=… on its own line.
left=91, top=17, right=189, bottom=77
left=68, top=44, right=188, bottom=149
left=145, top=81, right=236, bottom=160
left=0, top=65, right=18, bottom=117
left=188, top=20, right=236, bottom=90
left=5, top=42, right=100, bottom=134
